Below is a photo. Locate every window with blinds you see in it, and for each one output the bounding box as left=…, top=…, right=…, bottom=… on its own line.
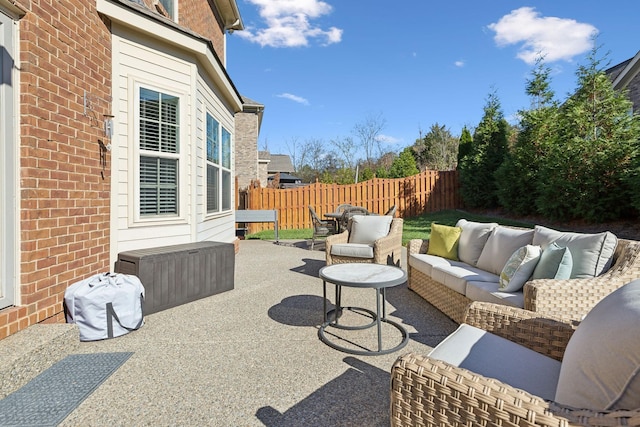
left=206, top=112, right=232, bottom=213
left=139, top=87, right=180, bottom=216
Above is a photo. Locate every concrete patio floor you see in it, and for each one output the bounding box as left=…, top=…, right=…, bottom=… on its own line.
left=54, top=239, right=457, bottom=426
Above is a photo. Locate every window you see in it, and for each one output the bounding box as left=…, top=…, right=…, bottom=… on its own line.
left=206, top=112, right=232, bottom=213
left=159, top=0, right=176, bottom=20
left=139, top=87, right=180, bottom=216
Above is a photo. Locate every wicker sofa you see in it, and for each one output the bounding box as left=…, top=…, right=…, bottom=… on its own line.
left=390, top=282, right=640, bottom=427
left=408, top=220, right=640, bottom=323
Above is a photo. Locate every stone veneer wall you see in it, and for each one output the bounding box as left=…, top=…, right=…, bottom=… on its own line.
left=234, top=111, right=259, bottom=190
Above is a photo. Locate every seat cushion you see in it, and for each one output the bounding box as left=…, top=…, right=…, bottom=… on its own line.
left=330, top=243, right=374, bottom=259
left=456, top=219, right=498, bottom=266
left=348, top=215, right=392, bottom=245
left=532, top=225, right=617, bottom=278
left=408, top=253, right=457, bottom=277
left=476, top=226, right=535, bottom=276
left=432, top=264, right=499, bottom=295
left=555, top=279, right=640, bottom=410
left=427, top=223, right=462, bottom=260
left=428, top=324, right=561, bottom=400
left=465, top=281, right=524, bottom=308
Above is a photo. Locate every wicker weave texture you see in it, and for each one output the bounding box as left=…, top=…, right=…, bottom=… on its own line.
left=407, top=237, right=640, bottom=322
left=390, top=302, right=640, bottom=426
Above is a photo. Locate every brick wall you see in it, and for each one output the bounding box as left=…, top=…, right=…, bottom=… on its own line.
left=234, top=111, right=259, bottom=189
left=0, top=0, right=113, bottom=339
left=179, top=0, right=226, bottom=63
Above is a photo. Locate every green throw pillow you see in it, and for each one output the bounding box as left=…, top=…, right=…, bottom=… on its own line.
left=532, top=242, right=573, bottom=280
left=428, top=223, right=462, bottom=261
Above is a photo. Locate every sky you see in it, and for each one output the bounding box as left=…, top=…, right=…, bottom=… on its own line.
left=226, top=1, right=640, bottom=157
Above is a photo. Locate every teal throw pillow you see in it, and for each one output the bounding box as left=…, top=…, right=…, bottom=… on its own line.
left=532, top=242, right=573, bottom=280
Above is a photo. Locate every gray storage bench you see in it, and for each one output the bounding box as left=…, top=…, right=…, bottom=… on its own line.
left=235, top=209, right=279, bottom=242
left=114, top=241, right=234, bottom=315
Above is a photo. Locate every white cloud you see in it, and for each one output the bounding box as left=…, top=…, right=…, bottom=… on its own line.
left=488, top=7, right=597, bottom=65
left=277, top=93, right=309, bottom=105
left=455, top=60, right=465, bottom=68
left=236, top=0, right=343, bottom=48
left=376, top=134, right=401, bottom=144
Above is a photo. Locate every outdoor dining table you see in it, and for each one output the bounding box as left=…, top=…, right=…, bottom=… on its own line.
left=324, top=206, right=370, bottom=232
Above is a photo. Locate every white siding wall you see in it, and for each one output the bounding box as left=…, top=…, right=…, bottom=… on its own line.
left=110, top=25, right=235, bottom=266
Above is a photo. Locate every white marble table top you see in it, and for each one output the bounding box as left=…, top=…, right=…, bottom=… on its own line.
left=319, top=263, right=407, bottom=289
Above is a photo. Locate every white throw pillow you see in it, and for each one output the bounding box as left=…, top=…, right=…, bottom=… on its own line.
left=476, top=226, right=535, bottom=276
left=348, top=215, right=393, bottom=245
left=555, top=279, right=640, bottom=410
left=499, top=245, right=542, bottom=292
left=455, top=219, right=498, bottom=266
left=532, top=226, right=617, bottom=278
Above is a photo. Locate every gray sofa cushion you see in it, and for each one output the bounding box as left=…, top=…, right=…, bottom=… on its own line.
left=408, top=253, right=459, bottom=277
left=476, top=226, right=535, bottom=276
left=532, top=226, right=617, bottom=278
left=428, top=324, right=561, bottom=400
left=465, top=281, right=524, bottom=308
left=455, top=219, right=499, bottom=266
left=431, top=264, right=499, bottom=295
left=555, top=279, right=640, bottom=410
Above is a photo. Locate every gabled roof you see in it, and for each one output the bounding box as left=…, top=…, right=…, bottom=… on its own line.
left=267, top=154, right=295, bottom=174
left=241, top=95, right=265, bottom=131
left=606, top=50, right=640, bottom=112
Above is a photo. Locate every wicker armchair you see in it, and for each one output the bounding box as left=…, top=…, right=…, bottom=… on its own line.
left=326, top=217, right=403, bottom=266
left=308, top=205, right=337, bottom=250
left=390, top=301, right=640, bottom=427
left=407, top=237, right=640, bottom=322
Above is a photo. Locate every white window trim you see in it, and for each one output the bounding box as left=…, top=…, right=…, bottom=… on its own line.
left=0, top=8, right=19, bottom=309
left=204, top=110, right=233, bottom=219
left=129, top=78, right=188, bottom=227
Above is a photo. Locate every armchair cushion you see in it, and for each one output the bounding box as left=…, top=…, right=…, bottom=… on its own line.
left=456, top=219, right=498, bottom=266
left=555, top=279, right=640, bottom=410
left=532, top=225, right=617, bottom=278
left=428, top=323, right=561, bottom=400
left=330, top=243, right=373, bottom=259
left=348, top=215, right=392, bottom=245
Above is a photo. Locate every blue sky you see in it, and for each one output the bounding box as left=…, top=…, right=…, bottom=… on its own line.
left=226, top=1, right=640, bottom=157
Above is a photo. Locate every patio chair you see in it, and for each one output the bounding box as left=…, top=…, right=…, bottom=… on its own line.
left=309, top=205, right=337, bottom=250
left=326, top=215, right=403, bottom=266
left=337, top=206, right=369, bottom=232
left=390, top=279, right=640, bottom=427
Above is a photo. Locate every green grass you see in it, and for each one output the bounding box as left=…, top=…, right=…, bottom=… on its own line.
left=245, top=209, right=535, bottom=245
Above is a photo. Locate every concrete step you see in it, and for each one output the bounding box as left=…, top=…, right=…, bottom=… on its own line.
left=0, top=323, right=79, bottom=398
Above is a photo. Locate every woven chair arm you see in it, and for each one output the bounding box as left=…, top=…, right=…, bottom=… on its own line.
left=391, top=353, right=571, bottom=427
left=407, top=238, right=429, bottom=255
left=463, top=302, right=577, bottom=361
left=524, top=239, right=640, bottom=320
left=372, top=218, right=403, bottom=265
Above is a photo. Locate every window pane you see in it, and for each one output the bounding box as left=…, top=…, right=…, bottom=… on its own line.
left=140, top=88, right=179, bottom=154
left=140, top=156, right=178, bottom=216
left=222, top=127, right=231, bottom=169
left=222, top=170, right=231, bottom=211
left=207, top=164, right=219, bottom=213
left=206, top=114, right=219, bottom=164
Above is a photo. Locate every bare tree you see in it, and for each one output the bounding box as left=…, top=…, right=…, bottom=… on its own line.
left=330, top=135, right=358, bottom=169
left=285, top=137, right=306, bottom=172
left=352, top=112, right=386, bottom=169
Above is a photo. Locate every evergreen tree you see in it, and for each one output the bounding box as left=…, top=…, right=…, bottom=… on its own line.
left=457, top=126, right=473, bottom=164
left=459, top=91, right=510, bottom=208
left=413, top=123, right=459, bottom=171
left=537, top=47, right=640, bottom=221
left=496, top=58, right=559, bottom=215
left=389, top=147, right=420, bottom=178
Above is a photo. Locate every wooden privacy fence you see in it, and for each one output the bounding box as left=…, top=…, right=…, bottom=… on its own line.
left=237, top=170, right=462, bottom=233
